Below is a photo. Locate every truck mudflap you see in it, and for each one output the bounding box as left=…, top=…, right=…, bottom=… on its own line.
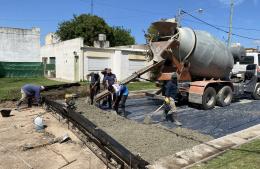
left=188, top=84, right=204, bottom=104
left=189, top=93, right=203, bottom=104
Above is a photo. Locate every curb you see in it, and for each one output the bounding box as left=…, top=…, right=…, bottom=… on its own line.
left=147, top=124, right=260, bottom=169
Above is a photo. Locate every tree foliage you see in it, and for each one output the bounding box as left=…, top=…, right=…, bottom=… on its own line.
left=147, top=24, right=159, bottom=42
left=56, top=14, right=135, bottom=47
left=110, top=26, right=135, bottom=46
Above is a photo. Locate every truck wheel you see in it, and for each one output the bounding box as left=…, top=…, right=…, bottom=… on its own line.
left=252, top=83, right=260, bottom=100
left=216, top=86, right=233, bottom=107
left=202, top=87, right=216, bottom=110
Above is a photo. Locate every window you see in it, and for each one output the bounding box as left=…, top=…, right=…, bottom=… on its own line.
left=240, top=56, right=254, bottom=64
left=49, top=57, right=56, bottom=64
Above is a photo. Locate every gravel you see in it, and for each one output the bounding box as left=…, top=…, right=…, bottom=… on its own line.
left=76, top=98, right=213, bottom=163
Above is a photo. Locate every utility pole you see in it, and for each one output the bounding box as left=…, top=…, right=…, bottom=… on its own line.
left=91, top=0, right=94, bottom=15
left=176, top=9, right=182, bottom=26
left=227, top=0, right=234, bottom=46
left=176, top=9, right=203, bottom=27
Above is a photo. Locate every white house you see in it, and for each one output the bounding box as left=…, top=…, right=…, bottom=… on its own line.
left=41, top=36, right=150, bottom=82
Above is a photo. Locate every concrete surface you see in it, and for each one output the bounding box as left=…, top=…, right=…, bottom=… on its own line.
left=0, top=107, right=106, bottom=169
left=77, top=98, right=213, bottom=163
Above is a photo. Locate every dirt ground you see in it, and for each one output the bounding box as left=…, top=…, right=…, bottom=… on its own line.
left=0, top=101, right=16, bottom=108
left=43, top=85, right=89, bottom=100
left=76, top=98, right=213, bottom=163
left=0, top=107, right=106, bottom=169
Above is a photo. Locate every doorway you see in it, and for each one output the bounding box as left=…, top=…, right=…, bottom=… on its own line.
left=74, top=55, right=79, bottom=81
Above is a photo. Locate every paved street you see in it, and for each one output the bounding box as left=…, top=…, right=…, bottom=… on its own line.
left=126, top=97, right=260, bottom=138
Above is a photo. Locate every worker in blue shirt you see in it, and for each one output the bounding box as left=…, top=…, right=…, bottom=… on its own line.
left=164, top=73, right=182, bottom=126
left=16, top=84, right=45, bottom=109
left=108, top=83, right=128, bottom=116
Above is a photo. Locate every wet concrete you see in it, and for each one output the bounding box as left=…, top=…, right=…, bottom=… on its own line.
left=76, top=98, right=213, bottom=163
left=125, top=97, right=260, bottom=138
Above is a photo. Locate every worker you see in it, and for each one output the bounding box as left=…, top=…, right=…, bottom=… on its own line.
left=101, top=68, right=108, bottom=88
left=87, top=72, right=100, bottom=105
left=101, top=68, right=108, bottom=106
left=108, top=83, right=128, bottom=117
left=164, top=73, right=182, bottom=126
left=104, top=68, right=117, bottom=109
left=16, top=84, right=45, bottom=109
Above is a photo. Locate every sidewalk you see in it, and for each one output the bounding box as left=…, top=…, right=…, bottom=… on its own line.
left=0, top=108, right=105, bottom=169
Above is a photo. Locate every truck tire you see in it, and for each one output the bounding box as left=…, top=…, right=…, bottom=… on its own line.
left=216, top=86, right=233, bottom=107
left=202, top=87, right=216, bottom=110
left=252, top=83, right=260, bottom=100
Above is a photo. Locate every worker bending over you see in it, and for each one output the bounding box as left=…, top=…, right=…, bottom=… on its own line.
left=108, top=84, right=128, bottom=116
left=164, top=73, right=182, bottom=126
left=16, top=84, right=45, bottom=109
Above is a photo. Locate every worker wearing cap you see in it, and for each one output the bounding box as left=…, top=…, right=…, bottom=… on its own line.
left=104, top=68, right=117, bottom=108
left=16, top=84, right=45, bottom=109
left=164, top=73, right=182, bottom=126
left=108, top=83, right=128, bottom=116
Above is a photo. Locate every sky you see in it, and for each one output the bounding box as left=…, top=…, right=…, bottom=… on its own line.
left=0, top=0, right=259, bottom=48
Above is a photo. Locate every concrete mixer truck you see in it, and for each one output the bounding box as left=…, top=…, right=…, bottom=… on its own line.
left=148, top=20, right=260, bottom=109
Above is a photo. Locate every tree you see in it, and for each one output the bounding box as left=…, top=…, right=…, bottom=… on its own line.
left=56, top=14, right=112, bottom=46
left=146, top=24, right=159, bottom=42
left=110, top=26, right=135, bottom=46
left=56, top=14, right=135, bottom=47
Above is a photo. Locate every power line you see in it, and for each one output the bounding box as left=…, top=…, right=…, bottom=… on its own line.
left=182, top=18, right=260, bottom=32
left=78, top=0, right=260, bottom=35
left=181, top=10, right=260, bottom=41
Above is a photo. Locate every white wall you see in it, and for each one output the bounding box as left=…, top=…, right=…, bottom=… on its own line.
left=121, top=50, right=149, bottom=80
left=0, top=27, right=40, bottom=62
left=83, top=47, right=150, bottom=81
left=112, top=50, right=124, bottom=80
left=41, top=40, right=150, bottom=82
left=83, top=48, right=113, bottom=79
left=41, top=38, right=84, bottom=82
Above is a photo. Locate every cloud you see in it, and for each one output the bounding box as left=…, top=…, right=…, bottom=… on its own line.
left=218, top=0, right=245, bottom=6
left=253, top=40, right=260, bottom=45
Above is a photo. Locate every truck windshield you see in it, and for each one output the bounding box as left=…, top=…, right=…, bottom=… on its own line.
left=240, top=56, right=254, bottom=64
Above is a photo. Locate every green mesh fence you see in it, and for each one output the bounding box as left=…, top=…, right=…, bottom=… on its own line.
left=0, top=62, right=44, bottom=77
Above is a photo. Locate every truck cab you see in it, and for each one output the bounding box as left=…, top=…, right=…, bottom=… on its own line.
left=246, top=52, right=260, bottom=77
left=231, top=50, right=260, bottom=100
left=232, top=51, right=260, bottom=79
